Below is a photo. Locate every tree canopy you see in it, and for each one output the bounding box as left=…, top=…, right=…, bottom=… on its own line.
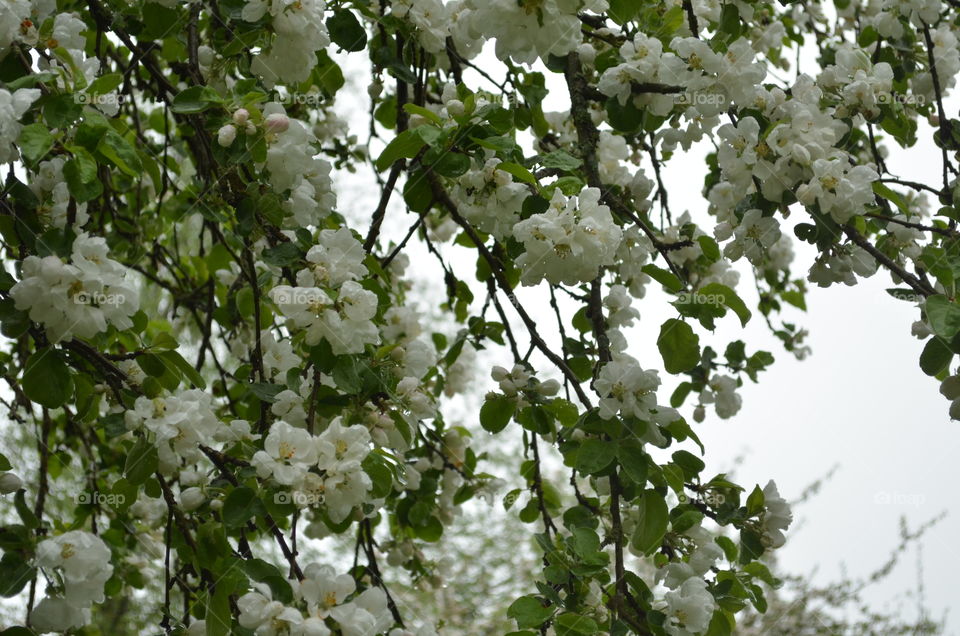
left=0, top=0, right=957, bottom=634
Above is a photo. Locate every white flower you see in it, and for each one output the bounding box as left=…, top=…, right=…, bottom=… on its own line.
left=29, top=596, right=88, bottom=633
left=660, top=577, right=716, bottom=636
left=329, top=587, right=393, bottom=636
left=796, top=157, right=877, bottom=224
left=298, top=563, right=355, bottom=617
left=272, top=389, right=308, bottom=428
left=263, top=103, right=336, bottom=227
left=125, top=390, right=222, bottom=473
left=238, top=586, right=304, bottom=634
left=244, top=0, right=330, bottom=87
left=595, top=355, right=661, bottom=422
left=451, top=158, right=528, bottom=241
left=718, top=209, right=781, bottom=265
left=0, top=87, right=40, bottom=163
left=252, top=421, right=319, bottom=485
left=297, top=228, right=367, bottom=288
left=700, top=374, right=741, bottom=419
left=513, top=188, right=622, bottom=286
left=317, top=419, right=371, bottom=472
left=36, top=531, right=114, bottom=607
left=261, top=330, right=301, bottom=380
left=466, top=0, right=583, bottom=65
left=761, top=480, right=793, bottom=549
left=10, top=233, right=140, bottom=343
left=322, top=463, right=372, bottom=522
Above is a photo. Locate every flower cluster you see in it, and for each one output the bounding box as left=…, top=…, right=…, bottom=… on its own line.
left=272, top=227, right=379, bottom=354
left=252, top=419, right=373, bottom=522
left=263, top=103, right=337, bottom=228
left=242, top=0, right=330, bottom=87
left=239, top=565, right=393, bottom=636
left=125, top=389, right=230, bottom=473
left=451, top=158, right=528, bottom=241
left=11, top=233, right=140, bottom=343
left=513, top=188, right=622, bottom=286
left=30, top=531, right=114, bottom=633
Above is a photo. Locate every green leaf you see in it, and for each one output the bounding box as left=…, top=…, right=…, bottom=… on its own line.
left=739, top=528, right=765, bottom=563
left=555, top=613, right=600, bottom=635
left=698, top=283, right=752, bottom=326
left=576, top=439, right=616, bottom=475
left=926, top=295, right=960, bottom=339
left=507, top=595, right=555, bottom=629
left=97, top=129, right=142, bottom=177
left=87, top=73, right=123, bottom=96
left=0, top=552, right=34, bottom=597
left=497, top=162, right=538, bottom=185
left=22, top=350, right=72, bottom=409
left=262, top=243, right=301, bottom=267
left=698, top=235, right=721, bottom=261
left=746, top=485, right=765, bottom=516
left=171, top=85, right=222, bottom=114
left=433, top=152, right=471, bottom=178
left=540, top=150, right=582, bottom=171
left=124, top=437, right=159, bottom=486
left=618, top=442, right=648, bottom=485
left=14, top=489, right=38, bottom=529
left=872, top=182, right=910, bottom=215
left=641, top=264, right=684, bottom=293
left=248, top=382, right=283, bottom=402
left=242, top=559, right=294, bottom=604
left=658, top=319, right=700, bottom=374
left=480, top=395, right=516, bottom=433
left=223, top=487, right=257, bottom=527
left=375, top=130, right=425, bottom=171
left=920, top=336, right=953, bottom=376
left=403, top=103, right=444, bottom=125
left=671, top=450, right=705, bottom=478
left=205, top=582, right=232, bottom=636
left=608, top=0, right=642, bottom=24
left=326, top=10, right=367, bottom=52
left=631, top=489, right=668, bottom=555
left=17, top=123, right=54, bottom=165
left=158, top=350, right=206, bottom=389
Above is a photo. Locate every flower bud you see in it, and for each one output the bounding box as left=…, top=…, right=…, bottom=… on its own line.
left=0, top=472, right=22, bottom=494
left=216, top=124, right=237, bottom=147
left=445, top=99, right=465, bottom=118
left=232, top=108, right=250, bottom=125
left=264, top=113, right=290, bottom=133
left=179, top=487, right=205, bottom=511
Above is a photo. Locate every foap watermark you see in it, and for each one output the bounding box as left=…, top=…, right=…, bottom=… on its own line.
left=76, top=491, right=126, bottom=506
left=276, top=91, right=325, bottom=106
left=274, top=491, right=322, bottom=506
left=676, top=290, right=726, bottom=306
left=876, top=92, right=926, bottom=106
left=272, top=288, right=325, bottom=306
left=74, top=92, right=126, bottom=107
left=74, top=290, right=127, bottom=307
left=888, top=290, right=925, bottom=304
left=678, top=492, right=726, bottom=506
left=673, top=91, right=729, bottom=107
left=873, top=491, right=925, bottom=507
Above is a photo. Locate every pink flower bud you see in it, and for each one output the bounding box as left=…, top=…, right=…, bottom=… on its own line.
left=264, top=113, right=290, bottom=133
